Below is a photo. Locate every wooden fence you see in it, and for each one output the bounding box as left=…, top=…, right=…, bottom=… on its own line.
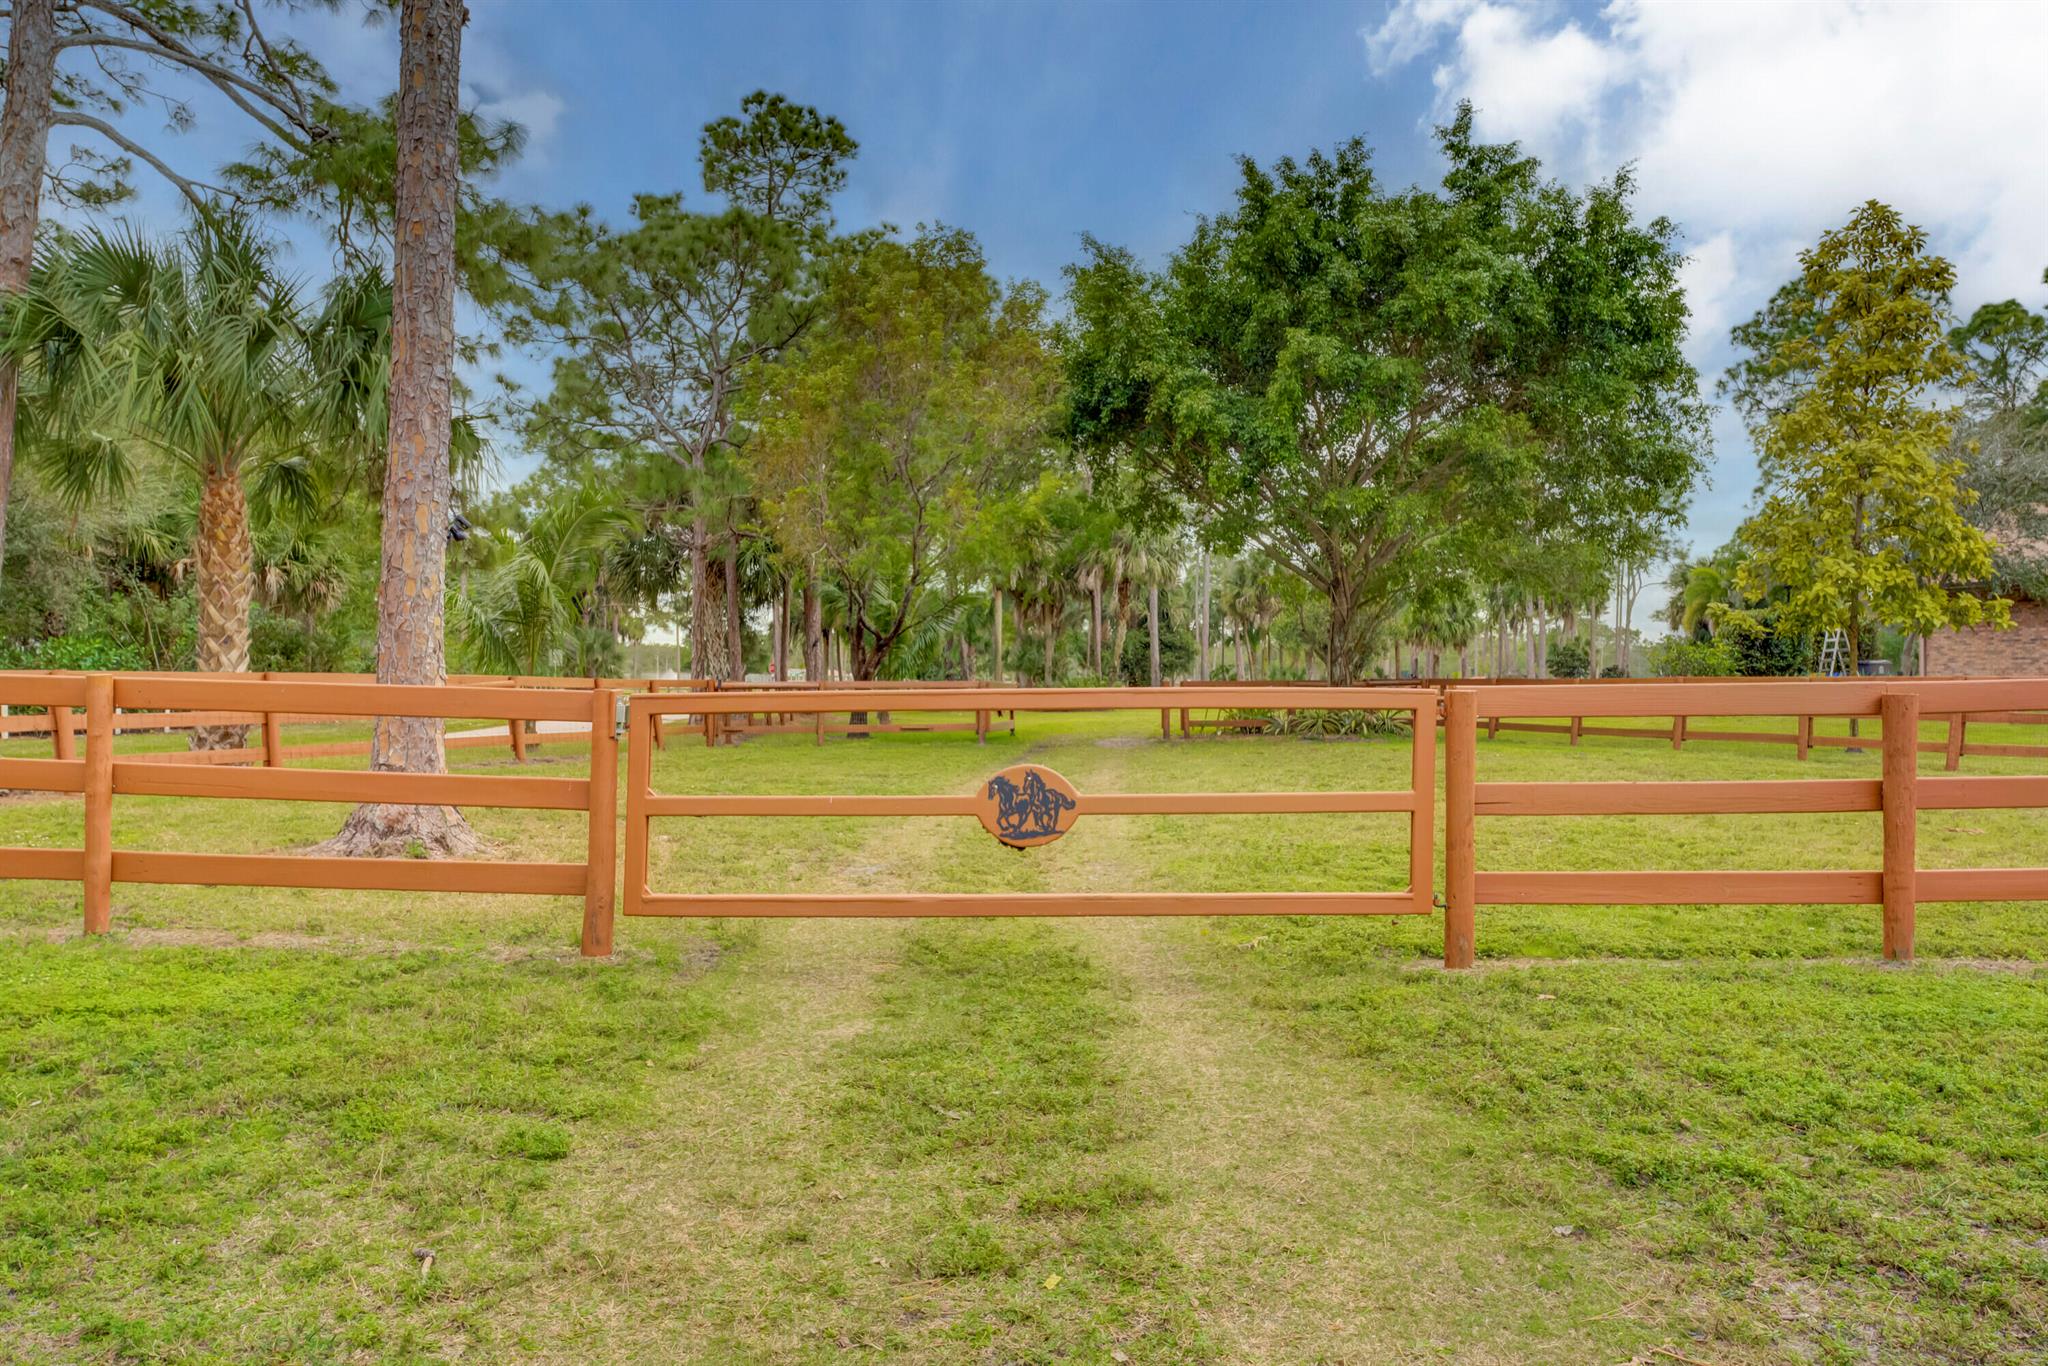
left=1170, top=675, right=2048, bottom=771
left=0, top=669, right=697, bottom=767
left=621, top=685, right=1438, bottom=919
left=0, top=674, right=622, bottom=956
left=5, top=672, right=2045, bottom=967
left=1442, top=680, right=2048, bottom=967
left=697, top=678, right=1017, bottom=746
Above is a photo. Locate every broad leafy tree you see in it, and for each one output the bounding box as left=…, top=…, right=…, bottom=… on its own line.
left=747, top=227, right=1060, bottom=681
left=1731, top=201, right=2008, bottom=663
left=1064, top=107, right=1704, bottom=683
left=1949, top=286, right=2048, bottom=598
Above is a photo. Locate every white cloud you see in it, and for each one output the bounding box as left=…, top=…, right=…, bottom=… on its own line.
left=1368, top=0, right=2048, bottom=615
left=1433, top=3, right=1619, bottom=148
left=471, top=87, right=567, bottom=160
left=1373, top=0, right=2048, bottom=308
left=1673, top=230, right=1738, bottom=365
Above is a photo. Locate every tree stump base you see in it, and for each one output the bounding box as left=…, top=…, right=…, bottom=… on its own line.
left=313, top=802, right=480, bottom=859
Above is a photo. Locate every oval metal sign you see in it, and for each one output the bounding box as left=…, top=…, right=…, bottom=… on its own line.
left=976, top=764, right=1080, bottom=848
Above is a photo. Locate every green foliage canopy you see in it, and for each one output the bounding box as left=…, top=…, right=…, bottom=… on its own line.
left=747, top=226, right=1061, bottom=679
left=1064, top=106, right=1704, bottom=683
left=1732, top=201, right=2008, bottom=662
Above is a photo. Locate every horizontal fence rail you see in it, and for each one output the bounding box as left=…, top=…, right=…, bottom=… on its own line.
left=1442, top=680, right=2048, bottom=967
left=5, top=671, right=2046, bottom=964
left=1, top=674, right=622, bottom=955
left=1169, top=675, right=2048, bottom=770
left=622, top=686, right=1438, bottom=921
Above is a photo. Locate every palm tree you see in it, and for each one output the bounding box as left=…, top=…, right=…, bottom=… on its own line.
left=6, top=219, right=318, bottom=744
left=1121, top=532, right=1181, bottom=686
left=456, top=492, right=634, bottom=678
left=1220, top=556, right=1281, bottom=679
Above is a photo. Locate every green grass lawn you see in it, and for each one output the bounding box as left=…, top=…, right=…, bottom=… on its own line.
left=2, top=708, right=2044, bottom=1362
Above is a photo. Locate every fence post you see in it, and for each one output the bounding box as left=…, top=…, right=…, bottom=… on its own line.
left=1944, top=715, right=1966, bottom=771
left=1670, top=715, right=1687, bottom=751
left=510, top=719, right=529, bottom=763
left=261, top=673, right=284, bottom=768
left=1796, top=714, right=1812, bottom=761
left=1569, top=714, right=1582, bottom=746
left=582, top=687, right=619, bottom=957
left=83, top=675, right=115, bottom=935
left=622, top=697, right=653, bottom=919
left=51, top=704, right=76, bottom=760
left=1444, top=688, right=1476, bottom=969
left=1880, top=691, right=1918, bottom=962
left=1409, top=693, right=1436, bottom=919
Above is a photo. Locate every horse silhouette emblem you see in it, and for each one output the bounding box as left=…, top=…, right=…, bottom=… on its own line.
left=977, top=764, right=1080, bottom=847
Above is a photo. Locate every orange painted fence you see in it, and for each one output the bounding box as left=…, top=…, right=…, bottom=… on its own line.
left=1172, top=675, right=2048, bottom=771
left=6, top=672, right=2047, bottom=968
left=0, top=669, right=699, bottom=767
left=622, top=685, right=1438, bottom=920
left=1442, top=680, right=2048, bottom=968
left=699, top=678, right=1017, bottom=747
left=0, top=674, right=623, bottom=956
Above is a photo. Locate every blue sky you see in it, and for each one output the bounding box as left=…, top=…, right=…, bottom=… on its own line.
left=77, top=0, right=2048, bottom=628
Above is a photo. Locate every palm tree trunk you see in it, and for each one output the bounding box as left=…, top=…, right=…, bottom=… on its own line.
left=1147, top=583, right=1162, bottom=688
left=323, top=0, right=475, bottom=857
left=190, top=465, right=254, bottom=749
left=0, top=0, right=56, bottom=592
left=724, top=537, right=743, bottom=677
left=991, top=586, right=1004, bottom=684
left=1110, top=579, right=1130, bottom=681
left=1090, top=585, right=1102, bottom=675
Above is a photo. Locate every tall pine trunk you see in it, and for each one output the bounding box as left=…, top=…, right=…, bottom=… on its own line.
left=724, top=537, right=743, bottom=677
left=0, top=0, right=55, bottom=590
left=802, top=573, right=822, bottom=681
left=190, top=465, right=254, bottom=749
left=324, top=0, right=474, bottom=857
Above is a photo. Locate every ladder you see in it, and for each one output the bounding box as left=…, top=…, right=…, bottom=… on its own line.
left=1817, top=629, right=1849, bottom=677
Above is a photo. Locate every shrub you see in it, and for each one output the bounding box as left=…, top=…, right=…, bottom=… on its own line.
left=0, top=634, right=151, bottom=673
left=1715, top=607, right=1813, bottom=676
left=1647, top=637, right=1737, bottom=677
left=1283, top=707, right=1412, bottom=739
left=1599, top=663, right=1629, bottom=679
left=1547, top=638, right=1591, bottom=678
left=1116, top=609, right=1194, bottom=684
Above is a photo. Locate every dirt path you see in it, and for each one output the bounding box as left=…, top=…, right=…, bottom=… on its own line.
left=1066, top=916, right=1729, bottom=1364
left=492, top=914, right=908, bottom=1361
